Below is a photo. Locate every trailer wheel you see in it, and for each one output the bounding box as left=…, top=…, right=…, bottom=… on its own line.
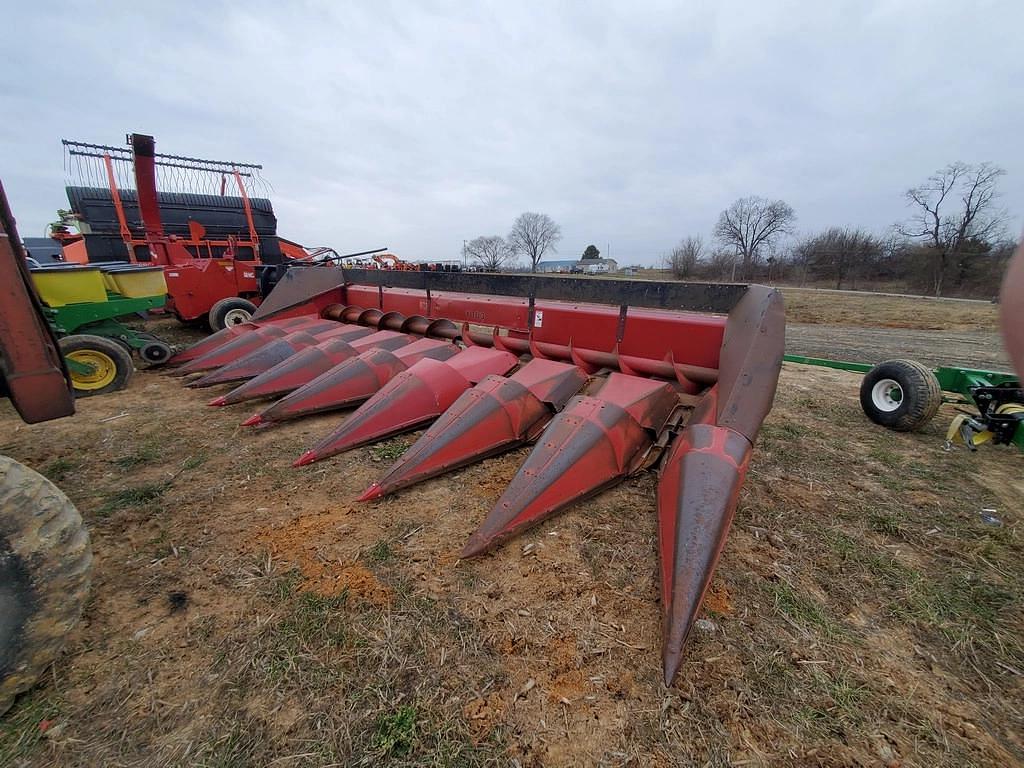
left=0, top=456, right=92, bottom=716
left=60, top=335, right=134, bottom=397
left=209, top=298, right=257, bottom=331
left=860, top=359, right=942, bottom=432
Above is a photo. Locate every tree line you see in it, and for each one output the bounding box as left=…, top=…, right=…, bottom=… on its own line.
left=464, top=212, right=562, bottom=272
left=667, top=162, right=1014, bottom=297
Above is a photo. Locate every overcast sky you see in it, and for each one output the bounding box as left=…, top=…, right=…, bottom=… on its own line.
left=2, top=1, right=1022, bottom=265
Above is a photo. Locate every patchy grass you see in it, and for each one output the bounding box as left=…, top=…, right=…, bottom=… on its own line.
left=0, top=692, right=63, bottom=765
left=112, top=446, right=161, bottom=470
left=869, top=511, right=907, bottom=538
left=769, top=581, right=842, bottom=639
left=369, top=440, right=409, bottom=463
left=375, top=705, right=417, bottom=757
left=365, top=540, right=394, bottom=564
left=182, top=451, right=208, bottom=470
left=40, top=456, right=78, bottom=483
left=97, top=481, right=170, bottom=517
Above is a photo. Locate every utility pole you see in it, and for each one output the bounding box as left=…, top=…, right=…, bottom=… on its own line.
left=462, top=239, right=467, bottom=269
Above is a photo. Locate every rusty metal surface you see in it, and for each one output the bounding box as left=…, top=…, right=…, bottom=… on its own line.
left=714, top=285, right=785, bottom=443
left=1001, top=242, right=1024, bottom=380
left=361, top=359, right=588, bottom=500
left=657, top=417, right=751, bottom=685
left=251, top=265, right=349, bottom=319
left=254, top=265, right=748, bottom=320
left=0, top=179, right=75, bottom=423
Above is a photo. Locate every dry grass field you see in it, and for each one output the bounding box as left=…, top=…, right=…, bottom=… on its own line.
left=0, top=290, right=1020, bottom=767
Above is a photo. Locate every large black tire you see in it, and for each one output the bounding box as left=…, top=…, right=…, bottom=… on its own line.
left=860, top=359, right=943, bottom=432
left=59, top=334, right=134, bottom=398
left=208, top=297, right=257, bottom=332
left=0, top=456, right=92, bottom=716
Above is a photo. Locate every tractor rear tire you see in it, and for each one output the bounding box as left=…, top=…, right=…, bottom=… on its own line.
left=0, top=456, right=92, bottom=717
left=860, top=359, right=943, bottom=432
left=208, top=298, right=257, bottom=332
left=60, top=334, right=134, bottom=397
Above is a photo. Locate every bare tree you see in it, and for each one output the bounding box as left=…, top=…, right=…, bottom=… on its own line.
left=666, top=236, right=704, bottom=279
left=713, top=197, right=796, bottom=280
left=464, top=235, right=514, bottom=271
left=899, top=162, right=1006, bottom=296
left=508, top=212, right=562, bottom=273
left=707, top=247, right=738, bottom=281
left=795, top=227, right=882, bottom=289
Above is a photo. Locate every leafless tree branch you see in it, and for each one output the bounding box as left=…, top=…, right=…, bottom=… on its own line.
left=508, top=212, right=562, bottom=273
left=713, top=197, right=796, bottom=280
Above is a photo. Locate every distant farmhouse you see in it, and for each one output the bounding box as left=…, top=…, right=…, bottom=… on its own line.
left=537, top=244, right=619, bottom=274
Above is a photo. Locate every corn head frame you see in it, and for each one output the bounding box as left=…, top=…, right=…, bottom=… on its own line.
left=169, top=266, right=785, bottom=684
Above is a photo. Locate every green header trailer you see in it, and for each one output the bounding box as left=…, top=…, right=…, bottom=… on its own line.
left=783, top=355, right=1023, bottom=451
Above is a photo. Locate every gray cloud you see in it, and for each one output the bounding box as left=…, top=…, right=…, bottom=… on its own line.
left=2, top=0, right=1022, bottom=264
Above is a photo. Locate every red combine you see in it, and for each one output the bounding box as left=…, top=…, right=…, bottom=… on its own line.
left=169, top=266, right=786, bottom=685
left=53, top=134, right=309, bottom=329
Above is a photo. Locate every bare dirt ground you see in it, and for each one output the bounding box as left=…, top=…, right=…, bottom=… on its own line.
left=1, top=291, right=1021, bottom=767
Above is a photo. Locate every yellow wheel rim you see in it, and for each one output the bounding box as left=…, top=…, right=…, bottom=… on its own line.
left=66, top=349, right=118, bottom=391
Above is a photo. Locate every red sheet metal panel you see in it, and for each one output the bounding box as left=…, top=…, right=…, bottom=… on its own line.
left=171, top=319, right=338, bottom=376
left=213, top=329, right=411, bottom=406
left=189, top=324, right=370, bottom=388
left=461, top=373, right=677, bottom=558
left=1000, top=243, right=1024, bottom=380
left=656, top=402, right=751, bottom=685
left=294, top=347, right=519, bottom=466
left=252, top=338, right=460, bottom=425
left=360, top=359, right=587, bottom=500
left=168, top=315, right=320, bottom=366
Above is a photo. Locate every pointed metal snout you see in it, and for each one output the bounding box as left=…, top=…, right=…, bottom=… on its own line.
left=362, top=359, right=588, bottom=500
left=171, top=319, right=338, bottom=376
left=293, top=347, right=519, bottom=466
left=189, top=325, right=372, bottom=389
left=167, top=315, right=317, bottom=367
left=461, top=373, right=678, bottom=558
left=217, top=330, right=415, bottom=406
left=656, top=420, right=751, bottom=686
left=254, top=337, right=460, bottom=425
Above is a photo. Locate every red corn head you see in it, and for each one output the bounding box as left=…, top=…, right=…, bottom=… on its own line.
left=192, top=324, right=372, bottom=389
left=253, top=338, right=462, bottom=425
left=172, top=319, right=339, bottom=377
left=217, top=330, right=416, bottom=407
left=656, top=389, right=751, bottom=686
left=294, top=346, right=519, bottom=466
left=461, top=372, right=678, bottom=558
left=360, top=359, right=587, bottom=501
left=167, top=315, right=321, bottom=367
